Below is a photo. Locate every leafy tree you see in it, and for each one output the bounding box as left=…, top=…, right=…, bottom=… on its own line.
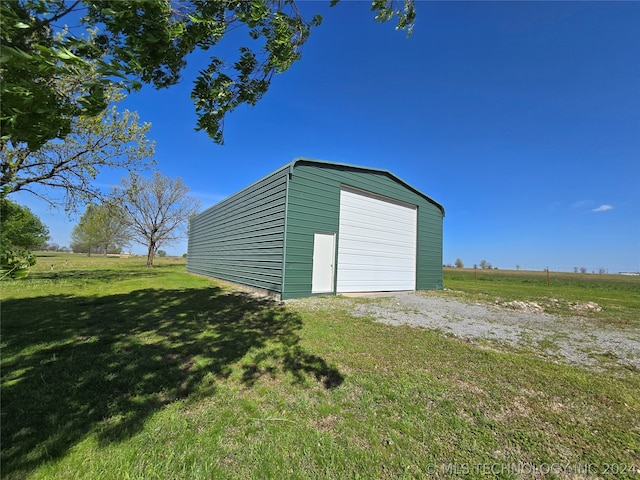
left=1, top=0, right=416, bottom=148
left=0, top=2, right=114, bottom=151
left=0, top=199, right=50, bottom=249
left=69, top=209, right=97, bottom=254
left=157, top=250, right=167, bottom=258
left=1, top=57, right=155, bottom=212
left=454, top=258, right=464, bottom=268
left=480, top=260, right=492, bottom=270
left=0, top=199, right=49, bottom=278
left=120, top=172, right=200, bottom=267
left=70, top=201, right=130, bottom=255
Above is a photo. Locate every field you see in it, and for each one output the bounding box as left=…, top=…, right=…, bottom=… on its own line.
left=442, top=267, right=640, bottom=327
left=1, top=254, right=639, bottom=479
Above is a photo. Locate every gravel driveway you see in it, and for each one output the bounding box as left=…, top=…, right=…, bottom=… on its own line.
left=289, top=291, right=640, bottom=371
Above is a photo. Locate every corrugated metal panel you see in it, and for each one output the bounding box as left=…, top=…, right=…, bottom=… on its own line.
left=186, top=166, right=288, bottom=294
left=282, top=160, right=443, bottom=299
left=282, top=164, right=341, bottom=298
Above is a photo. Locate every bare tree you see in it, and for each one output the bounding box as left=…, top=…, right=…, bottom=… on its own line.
left=120, top=172, right=200, bottom=267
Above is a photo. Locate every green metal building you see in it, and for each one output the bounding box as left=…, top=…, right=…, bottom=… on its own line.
left=187, top=159, right=445, bottom=299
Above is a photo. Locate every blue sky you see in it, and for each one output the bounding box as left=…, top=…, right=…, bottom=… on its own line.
left=15, top=1, right=640, bottom=272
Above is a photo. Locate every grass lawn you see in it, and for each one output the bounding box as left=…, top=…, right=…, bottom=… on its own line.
left=443, top=267, right=640, bottom=328
left=1, top=254, right=639, bottom=479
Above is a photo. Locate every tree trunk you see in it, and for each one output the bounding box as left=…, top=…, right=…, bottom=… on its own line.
left=146, top=241, right=155, bottom=267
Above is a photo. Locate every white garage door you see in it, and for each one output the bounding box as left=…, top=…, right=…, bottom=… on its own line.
left=337, top=187, right=417, bottom=292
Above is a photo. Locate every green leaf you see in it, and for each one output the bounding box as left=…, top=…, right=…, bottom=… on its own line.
left=12, top=267, right=30, bottom=279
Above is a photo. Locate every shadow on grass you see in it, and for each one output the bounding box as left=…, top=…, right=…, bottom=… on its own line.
left=30, top=266, right=167, bottom=282
left=1, top=286, right=343, bottom=476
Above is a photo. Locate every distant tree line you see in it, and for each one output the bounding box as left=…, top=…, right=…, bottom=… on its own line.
left=445, top=261, right=613, bottom=274
left=446, top=259, right=497, bottom=270
left=38, top=242, right=71, bottom=253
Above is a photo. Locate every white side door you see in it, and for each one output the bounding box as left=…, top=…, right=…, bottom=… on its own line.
left=311, top=232, right=336, bottom=293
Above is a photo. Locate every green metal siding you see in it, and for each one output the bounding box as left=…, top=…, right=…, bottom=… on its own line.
left=186, top=166, right=288, bottom=294
left=283, top=165, right=341, bottom=299
left=281, top=161, right=444, bottom=299
left=186, top=159, right=443, bottom=300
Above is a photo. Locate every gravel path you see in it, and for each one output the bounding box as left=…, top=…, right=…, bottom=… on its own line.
left=289, top=292, right=640, bottom=371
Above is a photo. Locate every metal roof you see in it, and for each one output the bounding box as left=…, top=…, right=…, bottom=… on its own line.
left=288, top=157, right=445, bottom=216
left=198, top=157, right=445, bottom=217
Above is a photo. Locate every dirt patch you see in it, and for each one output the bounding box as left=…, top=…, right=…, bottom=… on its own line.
left=289, top=292, right=639, bottom=371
